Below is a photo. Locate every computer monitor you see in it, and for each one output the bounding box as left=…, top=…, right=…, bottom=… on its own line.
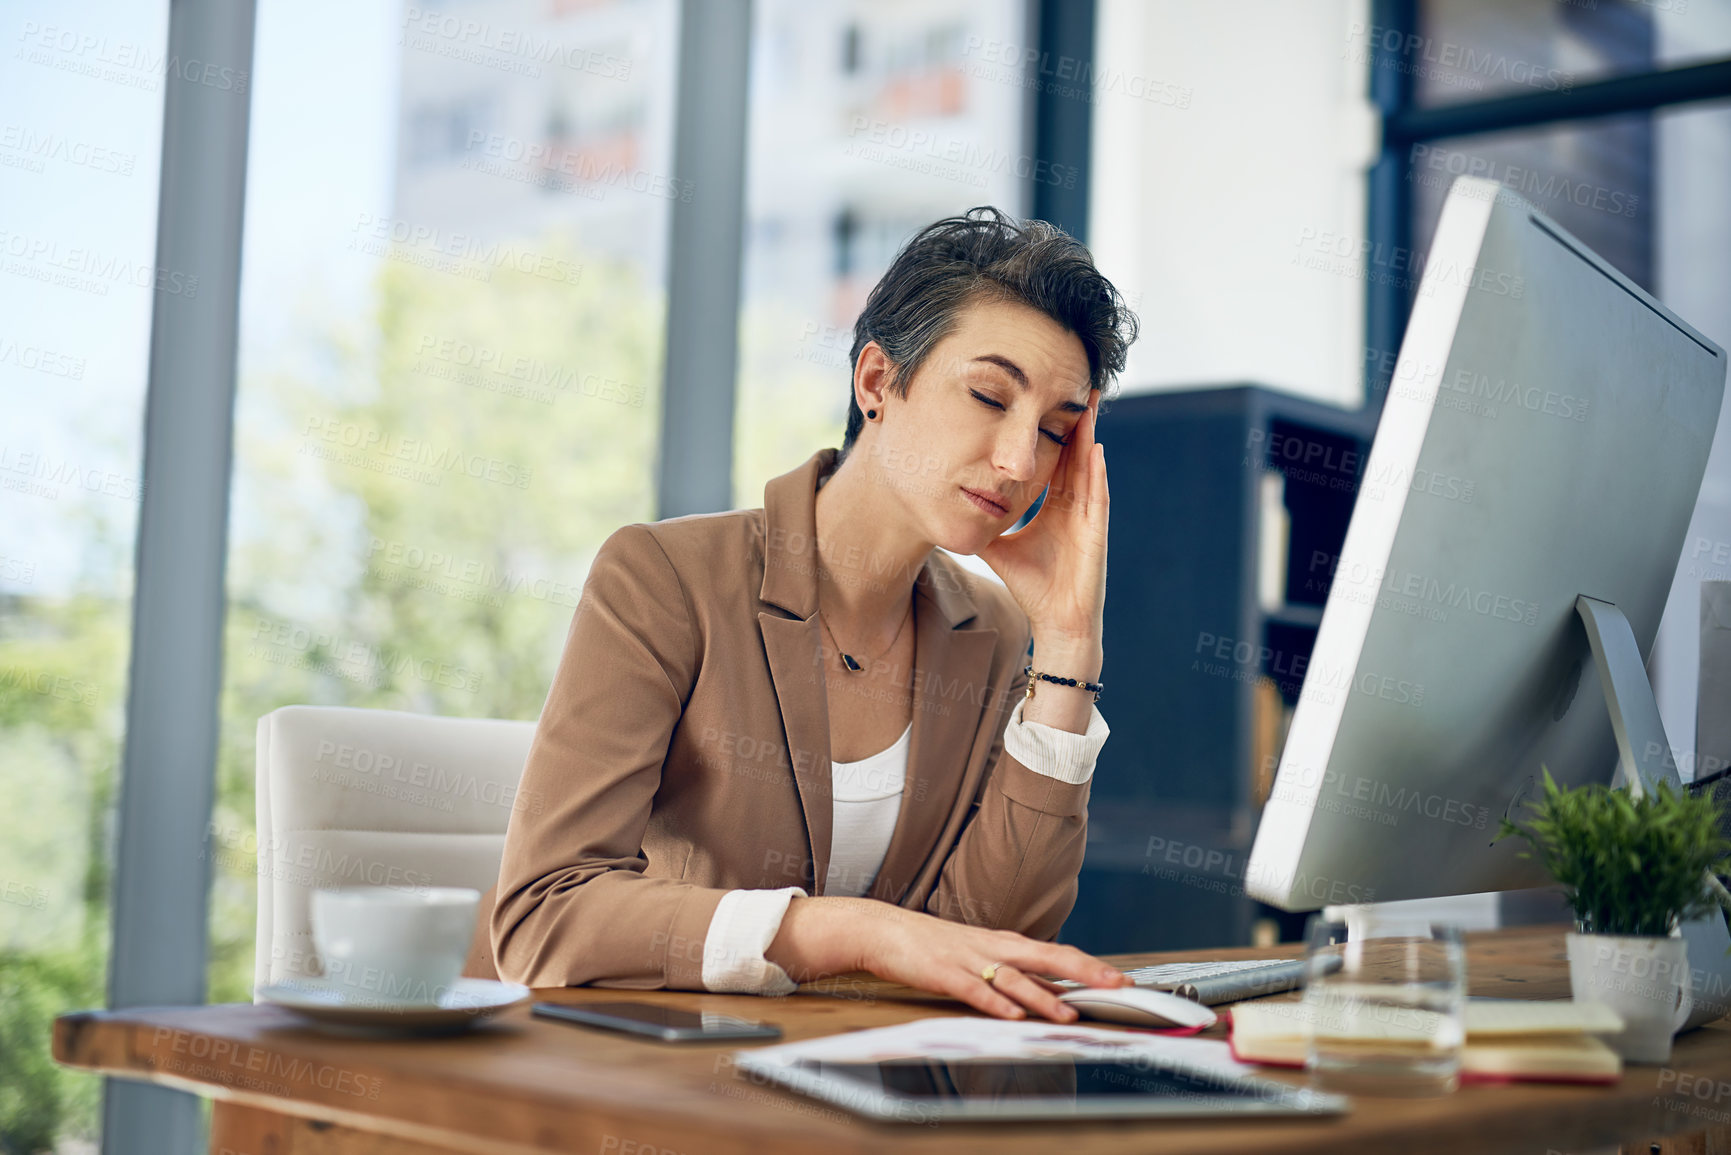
left=1244, top=177, right=1727, bottom=927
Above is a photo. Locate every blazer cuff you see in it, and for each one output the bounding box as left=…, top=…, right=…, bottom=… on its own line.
left=700, top=886, right=807, bottom=995
left=1002, top=695, right=1110, bottom=785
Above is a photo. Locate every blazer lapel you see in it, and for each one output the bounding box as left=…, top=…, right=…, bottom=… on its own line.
left=759, top=612, right=833, bottom=893
left=866, top=554, right=997, bottom=905
left=757, top=449, right=836, bottom=894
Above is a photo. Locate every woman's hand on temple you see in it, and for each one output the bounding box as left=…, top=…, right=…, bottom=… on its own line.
left=974, top=390, right=1107, bottom=646
left=766, top=896, right=1130, bottom=1021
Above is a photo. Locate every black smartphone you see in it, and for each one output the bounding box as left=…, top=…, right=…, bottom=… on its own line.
left=532, top=1001, right=782, bottom=1042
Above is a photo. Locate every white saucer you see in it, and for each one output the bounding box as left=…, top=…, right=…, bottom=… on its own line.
left=256, top=977, right=531, bottom=1034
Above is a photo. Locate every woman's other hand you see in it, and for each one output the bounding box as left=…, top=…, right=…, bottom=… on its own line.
left=766, top=896, right=1129, bottom=1021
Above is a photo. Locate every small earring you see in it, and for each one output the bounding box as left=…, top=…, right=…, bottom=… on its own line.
left=866, top=409, right=877, bottom=420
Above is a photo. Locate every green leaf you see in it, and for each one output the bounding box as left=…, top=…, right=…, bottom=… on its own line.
left=1496, top=764, right=1731, bottom=934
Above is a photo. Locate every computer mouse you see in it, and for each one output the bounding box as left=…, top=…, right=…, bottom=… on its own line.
left=1056, top=987, right=1219, bottom=1030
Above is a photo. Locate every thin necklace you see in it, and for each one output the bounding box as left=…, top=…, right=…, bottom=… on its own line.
left=817, top=599, right=912, bottom=674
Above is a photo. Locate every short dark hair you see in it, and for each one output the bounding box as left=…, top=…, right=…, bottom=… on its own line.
left=838, top=206, right=1138, bottom=462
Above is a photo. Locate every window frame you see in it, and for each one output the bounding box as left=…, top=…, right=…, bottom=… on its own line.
left=1362, top=0, right=1731, bottom=411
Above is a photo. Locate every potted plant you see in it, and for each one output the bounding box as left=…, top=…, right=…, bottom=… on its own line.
left=1498, top=768, right=1731, bottom=1062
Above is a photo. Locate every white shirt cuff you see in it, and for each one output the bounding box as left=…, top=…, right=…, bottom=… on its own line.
left=1002, top=695, right=1110, bottom=785
left=700, top=886, right=807, bottom=995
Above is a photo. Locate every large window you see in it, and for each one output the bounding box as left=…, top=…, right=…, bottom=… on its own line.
left=1407, top=112, right=1654, bottom=289
left=0, top=2, right=171, bottom=1149
left=1410, top=0, right=1731, bottom=105
left=732, top=0, right=1031, bottom=508
left=208, top=0, right=679, bottom=1005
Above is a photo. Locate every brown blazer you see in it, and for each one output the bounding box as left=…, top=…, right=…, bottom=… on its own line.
left=487, top=446, right=1093, bottom=989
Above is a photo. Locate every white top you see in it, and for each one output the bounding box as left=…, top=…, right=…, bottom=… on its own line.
left=826, top=719, right=913, bottom=897
left=699, top=694, right=1111, bottom=994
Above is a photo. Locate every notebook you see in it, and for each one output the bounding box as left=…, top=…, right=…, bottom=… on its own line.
left=1227, top=998, right=1624, bottom=1085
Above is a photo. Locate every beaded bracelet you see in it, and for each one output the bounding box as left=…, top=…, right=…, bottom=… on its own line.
left=1023, top=664, right=1104, bottom=702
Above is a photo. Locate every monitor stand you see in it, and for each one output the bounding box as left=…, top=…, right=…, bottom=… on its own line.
left=1575, top=595, right=1731, bottom=1031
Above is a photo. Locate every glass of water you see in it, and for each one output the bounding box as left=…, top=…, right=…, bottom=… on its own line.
left=1301, top=914, right=1466, bottom=1097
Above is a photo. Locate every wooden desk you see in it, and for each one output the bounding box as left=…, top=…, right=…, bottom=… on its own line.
left=52, top=925, right=1731, bottom=1155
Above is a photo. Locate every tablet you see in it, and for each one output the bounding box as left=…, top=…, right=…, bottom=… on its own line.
left=733, top=1053, right=1350, bottom=1122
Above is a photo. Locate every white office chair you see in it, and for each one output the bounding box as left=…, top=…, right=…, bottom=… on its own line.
left=252, top=704, right=537, bottom=997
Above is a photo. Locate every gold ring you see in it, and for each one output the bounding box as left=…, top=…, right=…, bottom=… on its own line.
left=982, top=961, right=1005, bottom=984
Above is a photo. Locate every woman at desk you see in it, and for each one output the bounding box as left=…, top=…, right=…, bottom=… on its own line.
left=492, top=207, right=1138, bottom=1023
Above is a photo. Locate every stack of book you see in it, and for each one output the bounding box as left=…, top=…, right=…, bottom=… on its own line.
left=1228, top=997, right=1625, bottom=1084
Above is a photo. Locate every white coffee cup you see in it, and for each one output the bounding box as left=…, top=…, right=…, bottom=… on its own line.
left=310, top=886, right=480, bottom=1007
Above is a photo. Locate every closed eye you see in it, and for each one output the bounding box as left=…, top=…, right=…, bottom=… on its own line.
left=970, top=389, right=1069, bottom=446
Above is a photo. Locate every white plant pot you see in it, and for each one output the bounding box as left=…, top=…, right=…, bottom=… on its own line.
left=1565, top=932, right=1692, bottom=1063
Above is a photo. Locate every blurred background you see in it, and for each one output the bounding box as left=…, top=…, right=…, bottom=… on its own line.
left=4, top=0, right=1731, bottom=1149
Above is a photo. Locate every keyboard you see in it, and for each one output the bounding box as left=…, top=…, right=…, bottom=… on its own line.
left=1121, top=959, right=1293, bottom=985
left=1055, top=958, right=1310, bottom=1005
